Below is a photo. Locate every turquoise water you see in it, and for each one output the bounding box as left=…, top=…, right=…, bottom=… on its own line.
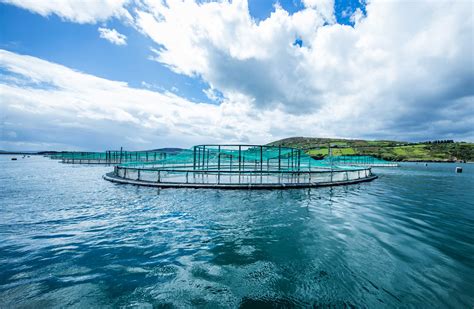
left=0, top=156, right=473, bottom=308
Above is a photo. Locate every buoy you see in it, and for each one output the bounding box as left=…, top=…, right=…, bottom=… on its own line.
left=456, top=167, right=462, bottom=173
left=425, top=163, right=428, bottom=166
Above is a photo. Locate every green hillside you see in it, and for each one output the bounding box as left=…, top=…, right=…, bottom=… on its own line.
left=268, top=137, right=474, bottom=162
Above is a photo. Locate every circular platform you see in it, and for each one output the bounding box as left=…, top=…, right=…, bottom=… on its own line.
left=103, top=172, right=377, bottom=189
left=102, top=145, right=378, bottom=190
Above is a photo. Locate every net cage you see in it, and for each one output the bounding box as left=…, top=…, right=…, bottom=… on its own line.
left=322, top=155, right=398, bottom=167
left=46, top=149, right=179, bottom=164
left=105, top=145, right=376, bottom=189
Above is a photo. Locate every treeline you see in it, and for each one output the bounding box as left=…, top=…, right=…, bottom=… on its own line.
left=423, top=140, right=454, bottom=144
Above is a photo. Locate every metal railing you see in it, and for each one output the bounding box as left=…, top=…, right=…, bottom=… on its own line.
left=112, top=165, right=372, bottom=186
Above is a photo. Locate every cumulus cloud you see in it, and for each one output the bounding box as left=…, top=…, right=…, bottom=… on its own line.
left=136, top=0, right=325, bottom=112
left=1, top=0, right=131, bottom=23
left=98, top=27, right=127, bottom=45
left=302, top=0, right=335, bottom=22
left=0, top=49, right=288, bottom=150
left=1, top=0, right=473, bottom=150
left=134, top=0, right=473, bottom=140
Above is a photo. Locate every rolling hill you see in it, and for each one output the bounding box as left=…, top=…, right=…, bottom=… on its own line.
left=268, top=137, right=474, bottom=162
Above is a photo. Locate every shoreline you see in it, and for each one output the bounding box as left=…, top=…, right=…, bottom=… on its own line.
left=1, top=153, right=471, bottom=164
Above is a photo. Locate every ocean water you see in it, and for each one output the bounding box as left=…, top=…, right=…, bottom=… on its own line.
left=0, top=156, right=473, bottom=308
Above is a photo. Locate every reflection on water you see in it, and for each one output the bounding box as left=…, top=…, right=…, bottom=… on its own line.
left=0, top=156, right=473, bottom=307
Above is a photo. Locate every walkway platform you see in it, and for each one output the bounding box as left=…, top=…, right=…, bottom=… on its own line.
left=103, top=172, right=378, bottom=190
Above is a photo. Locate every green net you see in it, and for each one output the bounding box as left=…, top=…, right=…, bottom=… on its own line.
left=322, top=155, right=395, bottom=166
left=46, top=150, right=178, bottom=163
left=118, top=145, right=368, bottom=171
left=47, top=146, right=392, bottom=170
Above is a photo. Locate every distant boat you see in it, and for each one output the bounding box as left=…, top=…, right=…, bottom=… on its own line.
left=11, top=158, right=17, bottom=160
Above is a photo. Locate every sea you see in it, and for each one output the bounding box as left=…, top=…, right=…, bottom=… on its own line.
left=0, top=155, right=473, bottom=308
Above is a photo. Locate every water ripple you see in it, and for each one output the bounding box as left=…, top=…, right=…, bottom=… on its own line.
left=0, top=157, right=473, bottom=307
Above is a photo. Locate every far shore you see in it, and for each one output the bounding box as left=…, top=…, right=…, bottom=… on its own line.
left=1, top=152, right=472, bottom=164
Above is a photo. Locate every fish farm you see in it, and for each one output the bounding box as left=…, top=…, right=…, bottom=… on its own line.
left=47, top=149, right=176, bottom=164
left=323, top=155, right=399, bottom=167
left=97, top=145, right=377, bottom=189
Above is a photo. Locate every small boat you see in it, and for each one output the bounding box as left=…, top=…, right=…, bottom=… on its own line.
left=11, top=158, right=17, bottom=160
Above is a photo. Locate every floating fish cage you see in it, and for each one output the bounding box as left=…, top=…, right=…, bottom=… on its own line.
left=103, top=145, right=377, bottom=189
left=46, top=150, right=177, bottom=164
left=323, top=155, right=399, bottom=167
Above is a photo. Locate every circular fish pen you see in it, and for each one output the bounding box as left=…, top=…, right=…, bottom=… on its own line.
left=46, top=150, right=175, bottom=165
left=103, top=144, right=377, bottom=189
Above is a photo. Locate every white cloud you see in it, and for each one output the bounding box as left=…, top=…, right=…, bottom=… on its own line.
left=1, top=0, right=473, bottom=151
left=302, top=0, right=335, bottom=22
left=203, top=87, right=222, bottom=103
left=0, top=49, right=289, bottom=150
left=1, top=0, right=131, bottom=23
left=134, top=0, right=473, bottom=141
left=136, top=0, right=325, bottom=112
left=98, top=27, right=127, bottom=45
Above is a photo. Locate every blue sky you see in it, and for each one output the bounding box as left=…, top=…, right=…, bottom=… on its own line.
left=0, top=0, right=472, bottom=150
left=1, top=0, right=365, bottom=103
left=0, top=2, right=211, bottom=102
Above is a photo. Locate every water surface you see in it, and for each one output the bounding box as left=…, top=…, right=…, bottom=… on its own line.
left=0, top=156, right=473, bottom=307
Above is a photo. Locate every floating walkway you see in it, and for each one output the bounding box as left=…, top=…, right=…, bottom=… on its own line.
left=103, top=145, right=377, bottom=189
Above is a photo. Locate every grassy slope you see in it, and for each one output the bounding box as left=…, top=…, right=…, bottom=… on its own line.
left=268, top=137, right=474, bottom=162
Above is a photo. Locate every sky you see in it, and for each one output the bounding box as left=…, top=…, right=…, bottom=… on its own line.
left=0, top=0, right=473, bottom=151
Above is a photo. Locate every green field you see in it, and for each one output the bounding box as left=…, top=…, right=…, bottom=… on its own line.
left=268, top=137, right=474, bottom=162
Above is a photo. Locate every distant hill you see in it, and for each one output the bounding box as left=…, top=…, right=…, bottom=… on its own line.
left=0, top=150, right=39, bottom=155
left=268, top=137, right=474, bottom=162
left=146, top=148, right=184, bottom=153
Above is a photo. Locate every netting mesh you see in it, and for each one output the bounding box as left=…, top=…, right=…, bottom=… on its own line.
left=120, top=145, right=336, bottom=171
left=322, top=155, right=397, bottom=166
left=47, top=145, right=377, bottom=187
left=46, top=146, right=390, bottom=169
left=47, top=150, right=178, bottom=164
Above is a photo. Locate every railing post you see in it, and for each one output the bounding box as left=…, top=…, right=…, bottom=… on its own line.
left=278, top=146, right=281, bottom=171
left=197, top=147, right=201, bottom=169
left=217, top=146, right=221, bottom=170
left=298, top=150, right=301, bottom=171
left=238, top=145, right=242, bottom=172
left=202, top=146, right=206, bottom=170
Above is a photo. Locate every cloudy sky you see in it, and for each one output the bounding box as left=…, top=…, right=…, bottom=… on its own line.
left=0, top=0, right=473, bottom=151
